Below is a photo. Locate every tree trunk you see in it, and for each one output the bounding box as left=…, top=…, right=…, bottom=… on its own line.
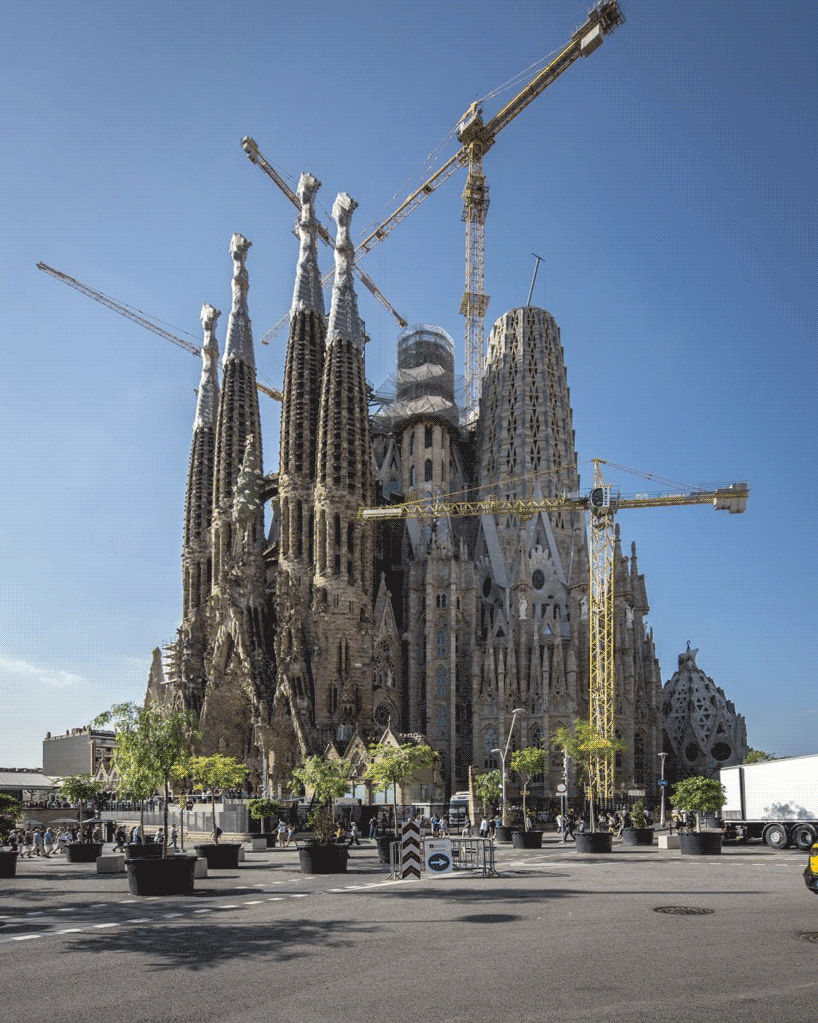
left=211, top=795, right=218, bottom=843
left=162, top=781, right=170, bottom=858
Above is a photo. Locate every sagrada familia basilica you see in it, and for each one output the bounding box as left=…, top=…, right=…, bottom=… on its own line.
left=146, top=171, right=743, bottom=802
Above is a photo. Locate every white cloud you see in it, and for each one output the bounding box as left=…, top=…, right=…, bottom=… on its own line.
left=0, top=653, right=85, bottom=689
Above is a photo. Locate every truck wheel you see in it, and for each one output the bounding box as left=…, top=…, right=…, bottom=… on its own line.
left=763, top=823, right=789, bottom=849
left=791, top=824, right=817, bottom=851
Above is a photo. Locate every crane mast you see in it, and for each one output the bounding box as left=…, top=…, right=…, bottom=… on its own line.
left=36, top=262, right=283, bottom=402
left=361, top=464, right=748, bottom=799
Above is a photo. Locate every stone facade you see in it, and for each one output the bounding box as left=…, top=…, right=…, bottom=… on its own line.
left=159, top=176, right=664, bottom=802
left=662, top=644, right=748, bottom=780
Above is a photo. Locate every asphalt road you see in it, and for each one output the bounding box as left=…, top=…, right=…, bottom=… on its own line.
left=1, top=838, right=816, bottom=1023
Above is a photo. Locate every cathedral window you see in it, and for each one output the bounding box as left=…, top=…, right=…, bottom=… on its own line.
left=634, top=731, right=646, bottom=785
left=409, top=432, right=415, bottom=456
left=436, top=705, right=448, bottom=737
left=409, top=466, right=415, bottom=488
left=436, top=594, right=447, bottom=609
left=436, top=666, right=447, bottom=698
left=436, top=626, right=448, bottom=658
left=424, top=459, right=433, bottom=483
left=296, top=500, right=303, bottom=558
left=484, top=726, right=499, bottom=769
left=425, top=424, right=433, bottom=448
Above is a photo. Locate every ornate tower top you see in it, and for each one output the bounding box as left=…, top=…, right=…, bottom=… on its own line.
left=194, top=303, right=221, bottom=430
left=291, top=173, right=325, bottom=318
left=223, top=233, right=254, bottom=368
left=326, top=193, right=364, bottom=352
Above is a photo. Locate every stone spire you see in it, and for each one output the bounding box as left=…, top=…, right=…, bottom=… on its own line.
left=310, top=192, right=375, bottom=739
left=290, top=173, right=325, bottom=318
left=182, top=303, right=221, bottom=616
left=213, top=234, right=263, bottom=587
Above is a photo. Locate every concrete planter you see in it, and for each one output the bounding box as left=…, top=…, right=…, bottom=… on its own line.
left=126, top=843, right=163, bottom=859
left=125, top=854, right=197, bottom=896
left=679, top=832, right=723, bottom=856
left=512, top=830, right=544, bottom=849
left=575, top=832, right=613, bottom=854
left=0, top=850, right=18, bottom=878
left=375, top=834, right=396, bottom=864
left=65, top=842, right=104, bottom=863
left=193, top=843, right=241, bottom=869
left=297, top=844, right=348, bottom=874
left=621, top=828, right=654, bottom=847
left=250, top=837, right=268, bottom=852
left=494, top=826, right=515, bottom=844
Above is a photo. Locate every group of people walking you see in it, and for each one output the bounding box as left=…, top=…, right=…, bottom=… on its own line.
left=4, top=825, right=102, bottom=857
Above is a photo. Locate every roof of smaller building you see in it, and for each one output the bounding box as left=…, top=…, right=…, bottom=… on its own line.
left=0, top=769, right=57, bottom=790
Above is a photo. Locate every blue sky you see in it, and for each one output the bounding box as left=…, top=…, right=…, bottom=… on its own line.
left=1, top=0, right=815, bottom=768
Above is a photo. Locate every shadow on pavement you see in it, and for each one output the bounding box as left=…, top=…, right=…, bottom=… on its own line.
left=63, top=918, right=379, bottom=970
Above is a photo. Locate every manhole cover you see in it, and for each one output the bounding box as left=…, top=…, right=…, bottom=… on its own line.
left=654, top=906, right=715, bottom=916
left=797, top=932, right=818, bottom=943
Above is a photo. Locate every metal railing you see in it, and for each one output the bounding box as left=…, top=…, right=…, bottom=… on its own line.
left=389, top=836, right=497, bottom=879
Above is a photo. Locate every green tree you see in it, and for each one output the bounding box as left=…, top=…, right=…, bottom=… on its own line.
left=510, top=746, right=548, bottom=822
left=188, top=755, right=248, bottom=844
left=743, top=749, right=776, bottom=764
left=58, top=774, right=107, bottom=837
left=365, top=742, right=438, bottom=836
left=247, top=797, right=283, bottom=833
left=472, top=769, right=502, bottom=817
left=0, top=794, right=21, bottom=841
left=291, top=756, right=354, bottom=845
left=552, top=718, right=626, bottom=832
left=669, top=775, right=727, bottom=832
left=94, top=702, right=200, bottom=857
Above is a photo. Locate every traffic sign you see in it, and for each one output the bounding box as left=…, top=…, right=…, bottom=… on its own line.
left=556, top=783, right=567, bottom=794
left=424, top=839, right=453, bottom=874
left=657, top=779, right=669, bottom=788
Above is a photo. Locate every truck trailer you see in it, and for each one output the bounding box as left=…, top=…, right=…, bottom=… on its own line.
left=720, top=754, right=818, bottom=849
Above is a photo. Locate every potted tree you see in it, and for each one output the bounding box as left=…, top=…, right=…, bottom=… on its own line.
left=58, top=775, right=107, bottom=862
left=472, top=769, right=502, bottom=833
left=670, top=776, right=727, bottom=856
left=621, top=798, right=654, bottom=847
left=247, top=798, right=282, bottom=849
left=94, top=701, right=200, bottom=895
left=509, top=747, right=548, bottom=849
left=365, top=742, right=438, bottom=864
left=188, top=754, right=248, bottom=868
left=291, top=756, right=354, bottom=874
left=0, top=794, right=22, bottom=877
left=553, top=719, right=626, bottom=854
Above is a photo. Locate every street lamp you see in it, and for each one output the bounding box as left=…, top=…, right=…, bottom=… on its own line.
left=658, top=752, right=668, bottom=827
left=491, top=707, right=525, bottom=827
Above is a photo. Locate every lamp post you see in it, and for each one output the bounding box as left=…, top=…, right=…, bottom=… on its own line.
left=658, top=752, right=668, bottom=827
left=491, top=707, right=525, bottom=827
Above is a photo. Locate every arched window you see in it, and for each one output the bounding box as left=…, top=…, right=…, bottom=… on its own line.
left=424, top=458, right=433, bottom=482
left=436, top=593, right=447, bottom=609
left=409, top=465, right=415, bottom=488
left=484, top=726, right=499, bottom=769
left=634, top=731, right=646, bottom=785
left=436, top=705, right=447, bottom=737
left=436, top=627, right=447, bottom=658
left=436, top=665, right=447, bottom=698
left=425, top=424, right=433, bottom=448
left=409, top=432, right=415, bottom=456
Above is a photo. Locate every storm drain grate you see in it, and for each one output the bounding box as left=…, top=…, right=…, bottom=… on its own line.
left=797, top=932, right=818, bottom=943
left=654, top=906, right=715, bottom=916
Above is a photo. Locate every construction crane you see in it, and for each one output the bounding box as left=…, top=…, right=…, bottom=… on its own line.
left=36, top=262, right=283, bottom=403
left=240, top=136, right=408, bottom=343
left=245, top=1, right=624, bottom=396
left=360, top=460, right=749, bottom=800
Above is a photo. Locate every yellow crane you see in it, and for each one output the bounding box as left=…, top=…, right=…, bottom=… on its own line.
left=361, top=460, right=748, bottom=799
left=36, top=262, right=283, bottom=403
left=244, top=1, right=625, bottom=409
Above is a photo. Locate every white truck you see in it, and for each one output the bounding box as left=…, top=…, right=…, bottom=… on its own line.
left=720, top=753, right=818, bottom=850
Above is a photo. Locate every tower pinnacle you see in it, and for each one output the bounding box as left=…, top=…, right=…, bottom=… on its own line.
left=326, top=193, right=364, bottom=351
left=291, top=173, right=325, bottom=319
left=223, top=233, right=254, bottom=369
left=194, top=303, right=221, bottom=429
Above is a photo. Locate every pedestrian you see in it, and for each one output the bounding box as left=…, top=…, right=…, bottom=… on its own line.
left=285, top=823, right=295, bottom=846
left=277, top=818, right=288, bottom=847
left=43, top=827, right=55, bottom=857
left=368, top=817, right=377, bottom=839
left=169, top=826, right=178, bottom=850
left=563, top=813, right=576, bottom=842
left=20, top=830, right=33, bottom=858
left=32, top=828, right=44, bottom=857
left=479, top=816, right=489, bottom=839
left=525, top=813, right=534, bottom=832
left=115, top=826, right=126, bottom=850
left=462, top=817, right=473, bottom=837
left=348, top=821, right=361, bottom=847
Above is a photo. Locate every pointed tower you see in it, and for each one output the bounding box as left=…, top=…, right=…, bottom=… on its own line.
left=279, top=173, right=325, bottom=596
left=182, top=303, right=220, bottom=617
left=212, top=233, right=263, bottom=588
left=311, top=193, right=375, bottom=745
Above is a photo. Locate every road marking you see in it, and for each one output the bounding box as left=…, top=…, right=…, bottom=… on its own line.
left=193, top=909, right=212, bottom=914
left=163, top=913, right=183, bottom=918
left=56, top=928, right=82, bottom=934
left=290, top=893, right=309, bottom=898
left=12, top=935, right=40, bottom=941
left=244, top=900, right=263, bottom=905
left=25, top=912, right=45, bottom=917
left=220, top=904, right=238, bottom=909
left=93, top=923, right=119, bottom=929
left=126, top=918, right=150, bottom=923
left=267, top=897, right=284, bottom=901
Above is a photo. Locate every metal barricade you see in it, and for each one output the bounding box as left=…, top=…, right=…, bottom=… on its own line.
left=389, top=836, right=497, bottom=879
